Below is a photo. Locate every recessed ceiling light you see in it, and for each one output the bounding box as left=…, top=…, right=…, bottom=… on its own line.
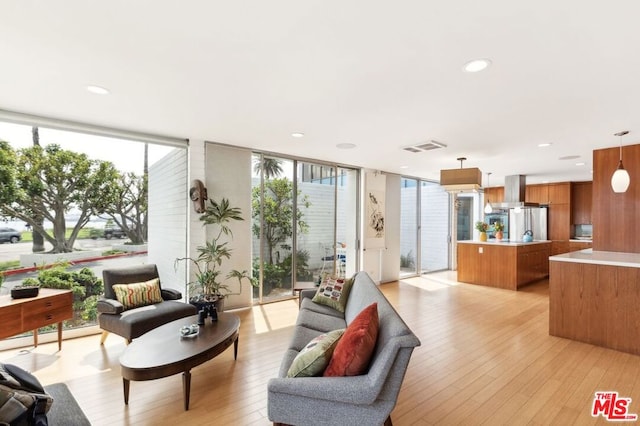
left=291, top=132, right=305, bottom=138
left=399, top=165, right=409, bottom=169
left=538, top=143, right=552, bottom=147
left=559, top=155, right=580, bottom=160
left=576, top=162, right=585, bottom=166
left=336, top=143, right=356, bottom=149
left=86, top=85, right=110, bottom=95
left=462, top=58, right=492, bottom=73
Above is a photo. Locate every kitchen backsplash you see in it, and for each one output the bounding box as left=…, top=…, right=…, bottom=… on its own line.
left=572, top=224, right=593, bottom=238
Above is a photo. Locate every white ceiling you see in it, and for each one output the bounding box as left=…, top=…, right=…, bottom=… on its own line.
left=2, top=1, right=640, bottom=186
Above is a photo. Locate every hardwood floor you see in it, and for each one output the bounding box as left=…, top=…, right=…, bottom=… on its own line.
left=2, top=272, right=639, bottom=425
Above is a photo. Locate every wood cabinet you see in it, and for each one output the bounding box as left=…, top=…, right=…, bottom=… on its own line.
left=0, top=289, right=73, bottom=349
left=547, top=183, right=570, bottom=204
left=571, top=182, right=592, bottom=224
left=569, top=240, right=592, bottom=252
left=525, top=184, right=548, bottom=204
left=457, top=241, right=551, bottom=290
left=484, top=186, right=504, bottom=204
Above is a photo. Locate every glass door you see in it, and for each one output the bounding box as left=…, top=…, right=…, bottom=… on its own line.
left=400, top=178, right=418, bottom=277
left=420, top=180, right=450, bottom=273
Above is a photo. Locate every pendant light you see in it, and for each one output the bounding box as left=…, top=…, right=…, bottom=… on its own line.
left=611, top=130, right=630, bottom=193
left=484, top=172, right=493, bottom=213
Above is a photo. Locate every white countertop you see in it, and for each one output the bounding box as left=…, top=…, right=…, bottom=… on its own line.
left=550, top=249, right=640, bottom=268
left=458, top=240, right=551, bottom=247
left=569, top=238, right=593, bottom=243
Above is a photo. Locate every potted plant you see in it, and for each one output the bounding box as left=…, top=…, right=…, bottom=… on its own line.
left=493, top=221, right=505, bottom=241
left=176, top=197, right=256, bottom=312
left=475, top=221, right=488, bottom=242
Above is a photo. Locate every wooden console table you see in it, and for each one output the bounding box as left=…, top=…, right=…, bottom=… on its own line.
left=0, top=288, right=73, bottom=350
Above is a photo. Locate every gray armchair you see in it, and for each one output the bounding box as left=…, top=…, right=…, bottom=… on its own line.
left=97, top=264, right=196, bottom=344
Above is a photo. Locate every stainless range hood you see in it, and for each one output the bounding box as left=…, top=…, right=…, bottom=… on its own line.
left=490, top=175, right=540, bottom=209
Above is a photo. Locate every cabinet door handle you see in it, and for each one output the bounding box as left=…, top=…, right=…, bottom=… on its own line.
left=45, top=302, right=52, bottom=307
left=46, top=314, right=53, bottom=320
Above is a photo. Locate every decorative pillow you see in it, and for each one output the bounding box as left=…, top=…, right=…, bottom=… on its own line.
left=324, top=302, right=379, bottom=377
left=112, top=278, right=163, bottom=310
left=286, top=329, right=345, bottom=378
left=311, top=275, right=354, bottom=313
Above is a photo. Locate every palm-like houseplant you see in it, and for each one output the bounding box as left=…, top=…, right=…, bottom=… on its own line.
left=176, top=197, right=256, bottom=311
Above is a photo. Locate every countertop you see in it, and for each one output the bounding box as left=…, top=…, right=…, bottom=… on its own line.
left=458, top=240, right=551, bottom=247
left=550, top=248, right=640, bottom=268
left=569, top=238, right=592, bottom=243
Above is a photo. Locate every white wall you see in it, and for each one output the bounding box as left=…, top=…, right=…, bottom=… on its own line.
left=381, top=173, right=401, bottom=283
left=205, top=143, right=252, bottom=309
left=148, top=147, right=188, bottom=294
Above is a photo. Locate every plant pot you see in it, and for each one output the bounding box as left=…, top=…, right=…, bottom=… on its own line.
left=495, top=231, right=503, bottom=241
left=479, top=232, right=487, bottom=242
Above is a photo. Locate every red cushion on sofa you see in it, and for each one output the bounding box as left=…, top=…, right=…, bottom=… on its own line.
left=323, top=302, right=379, bottom=377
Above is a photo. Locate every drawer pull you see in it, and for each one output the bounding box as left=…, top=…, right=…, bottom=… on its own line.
left=46, top=314, right=53, bottom=320
left=45, top=302, right=52, bottom=307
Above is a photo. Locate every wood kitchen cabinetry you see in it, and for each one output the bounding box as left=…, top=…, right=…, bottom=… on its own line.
left=525, top=184, right=548, bottom=204
left=457, top=240, right=551, bottom=290
left=0, top=289, right=73, bottom=349
left=484, top=186, right=504, bottom=204
left=571, top=181, right=592, bottom=225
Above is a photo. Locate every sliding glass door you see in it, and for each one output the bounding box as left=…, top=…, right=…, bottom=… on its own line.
left=252, top=155, right=359, bottom=303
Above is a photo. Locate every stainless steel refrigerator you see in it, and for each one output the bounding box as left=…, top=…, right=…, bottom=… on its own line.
left=509, top=207, right=548, bottom=241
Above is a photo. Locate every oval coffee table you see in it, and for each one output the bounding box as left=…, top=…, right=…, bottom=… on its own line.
left=119, top=312, right=240, bottom=410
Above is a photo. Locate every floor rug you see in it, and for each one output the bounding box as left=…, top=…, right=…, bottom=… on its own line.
left=44, top=383, right=91, bottom=426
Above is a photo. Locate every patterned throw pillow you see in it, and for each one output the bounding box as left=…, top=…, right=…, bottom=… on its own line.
left=112, top=278, right=163, bottom=310
left=286, top=329, right=345, bottom=378
left=324, top=302, right=379, bottom=377
left=311, top=275, right=354, bottom=313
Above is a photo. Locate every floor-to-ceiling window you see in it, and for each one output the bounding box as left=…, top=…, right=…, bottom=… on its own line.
left=252, top=154, right=359, bottom=303
left=400, top=178, right=418, bottom=277
left=0, top=119, right=187, bottom=348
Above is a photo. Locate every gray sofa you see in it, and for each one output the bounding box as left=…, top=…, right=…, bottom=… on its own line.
left=268, top=271, right=421, bottom=426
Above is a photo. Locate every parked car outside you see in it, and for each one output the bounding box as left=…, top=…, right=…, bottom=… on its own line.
left=0, top=227, right=21, bottom=244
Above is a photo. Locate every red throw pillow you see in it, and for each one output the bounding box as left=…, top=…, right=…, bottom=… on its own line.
left=323, top=302, right=379, bottom=376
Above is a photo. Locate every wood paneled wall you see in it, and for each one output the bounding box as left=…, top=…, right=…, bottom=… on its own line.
left=593, top=143, right=640, bottom=253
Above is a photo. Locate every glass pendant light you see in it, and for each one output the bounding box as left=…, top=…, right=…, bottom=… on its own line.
left=484, top=172, right=493, bottom=213
left=611, top=131, right=630, bottom=193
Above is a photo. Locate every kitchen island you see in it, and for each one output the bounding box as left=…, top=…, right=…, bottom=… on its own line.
left=457, top=240, right=552, bottom=290
left=549, top=249, right=640, bottom=356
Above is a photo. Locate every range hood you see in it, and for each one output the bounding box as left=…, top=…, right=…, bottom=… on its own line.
left=490, top=175, right=540, bottom=209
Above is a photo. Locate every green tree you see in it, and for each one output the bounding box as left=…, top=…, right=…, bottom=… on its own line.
left=253, top=157, right=283, bottom=179
left=251, top=178, right=310, bottom=265
left=101, top=172, right=147, bottom=244
left=0, top=144, right=121, bottom=253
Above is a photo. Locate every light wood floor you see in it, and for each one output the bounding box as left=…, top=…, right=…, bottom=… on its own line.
left=2, top=272, right=639, bottom=425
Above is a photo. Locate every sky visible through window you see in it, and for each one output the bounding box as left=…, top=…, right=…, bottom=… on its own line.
left=0, top=121, right=173, bottom=175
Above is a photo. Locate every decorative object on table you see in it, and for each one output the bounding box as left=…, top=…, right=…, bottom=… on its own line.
left=522, top=230, right=534, bottom=242
left=180, top=324, right=200, bottom=337
left=475, top=221, right=488, bottom=242
left=197, top=304, right=218, bottom=325
left=493, top=220, right=504, bottom=241
left=611, top=130, right=630, bottom=193
left=10, top=285, right=40, bottom=299
left=175, top=197, right=257, bottom=313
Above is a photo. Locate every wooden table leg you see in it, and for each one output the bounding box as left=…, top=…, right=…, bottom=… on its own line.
left=33, top=328, right=38, bottom=348
left=234, top=336, right=239, bottom=360
left=182, top=370, right=191, bottom=411
left=57, top=322, right=62, bottom=351
left=123, top=378, right=130, bottom=405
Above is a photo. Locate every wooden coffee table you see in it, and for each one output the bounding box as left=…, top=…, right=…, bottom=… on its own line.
left=119, top=312, right=240, bottom=410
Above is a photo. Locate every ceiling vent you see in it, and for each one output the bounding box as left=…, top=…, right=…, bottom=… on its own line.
left=439, top=157, right=482, bottom=192
left=402, top=140, right=447, bottom=153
